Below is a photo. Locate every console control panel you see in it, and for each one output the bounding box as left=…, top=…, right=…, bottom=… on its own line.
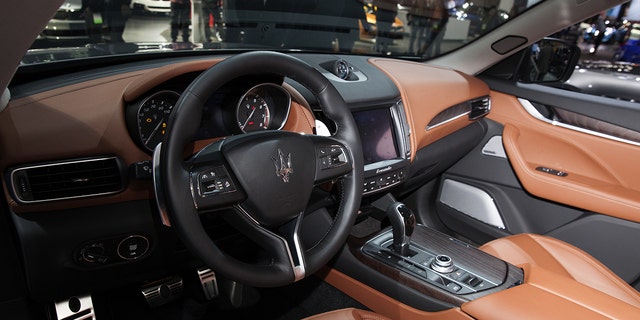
left=363, top=169, right=406, bottom=194
left=366, top=246, right=494, bottom=294
left=76, top=234, right=150, bottom=267
left=362, top=229, right=502, bottom=295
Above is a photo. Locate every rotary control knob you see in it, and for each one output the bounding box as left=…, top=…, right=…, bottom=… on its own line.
left=431, top=254, right=454, bottom=273
left=80, top=242, right=108, bottom=264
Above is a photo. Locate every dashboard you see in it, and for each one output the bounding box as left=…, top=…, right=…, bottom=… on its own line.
left=1, top=54, right=490, bottom=212
left=0, top=53, right=490, bottom=302
left=0, top=54, right=489, bottom=212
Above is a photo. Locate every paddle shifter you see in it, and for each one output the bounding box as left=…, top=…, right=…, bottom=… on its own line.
left=373, top=194, right=416, bottom=256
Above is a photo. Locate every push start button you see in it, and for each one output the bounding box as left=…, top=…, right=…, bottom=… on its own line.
left=117, top=235, right=150, bottom=260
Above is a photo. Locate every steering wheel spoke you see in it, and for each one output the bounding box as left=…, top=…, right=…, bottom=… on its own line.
left=225, top=205, right=307, bottom=283
left=311, top=136, right=353, bottom=183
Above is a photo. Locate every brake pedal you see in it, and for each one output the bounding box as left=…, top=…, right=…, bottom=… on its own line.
left=141, top=276, right=183, bottom=308
left=53, top=294, right=96, bottom=320
left=197, top=267, right=219, bottom=300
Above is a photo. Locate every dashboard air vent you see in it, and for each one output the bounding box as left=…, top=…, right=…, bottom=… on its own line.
left=469, top=96, right=491, bottom=120
left=426, top=96, right=491, bottom=130
left=10, top=157, right=124, bottom=203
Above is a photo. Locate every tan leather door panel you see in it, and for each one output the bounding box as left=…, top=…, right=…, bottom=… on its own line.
left=488, top=91, right=640, bottom=223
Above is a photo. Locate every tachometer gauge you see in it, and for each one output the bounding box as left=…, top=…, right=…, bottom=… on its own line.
left=137, top=90, right=180, bottom=151
left=236, top=92, right=271, bottom=132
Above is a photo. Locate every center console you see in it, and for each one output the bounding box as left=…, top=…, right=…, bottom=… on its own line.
left=362, top=226, right=524, bottom=298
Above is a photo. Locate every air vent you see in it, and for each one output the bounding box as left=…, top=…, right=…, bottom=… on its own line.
left=10, top=157, right=125, bottom=203
left=426, top=96, right=491, bottom=130
left=469, top=96, right=491, bottom=120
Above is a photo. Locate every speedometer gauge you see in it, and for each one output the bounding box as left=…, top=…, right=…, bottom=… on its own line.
left=137, top=90, right=180, bottom=152
left=237, top=92, right=271, bottom=133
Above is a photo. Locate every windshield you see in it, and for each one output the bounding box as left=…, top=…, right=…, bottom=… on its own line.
left=25, top=0, right=540, bottom=65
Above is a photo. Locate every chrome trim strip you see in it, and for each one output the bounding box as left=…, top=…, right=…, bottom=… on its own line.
left=426, top=111, right=470, bottom=130
left=152, top=143, right=172, bottom=227
left=439, top=179, right=506, bottom=229
left=518, top=98, right=640, bottom=147
left=9, top=156, right=123, bottom=204
left=390, top=100, right=412, bottom=159
left=290, top=213, right=306, bottom=281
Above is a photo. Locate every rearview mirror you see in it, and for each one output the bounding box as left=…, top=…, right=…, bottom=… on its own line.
left=519, top=38, right=581, bottom=83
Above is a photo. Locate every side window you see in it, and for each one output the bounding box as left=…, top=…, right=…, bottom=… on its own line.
left=554, top=2, right=640, bottom=102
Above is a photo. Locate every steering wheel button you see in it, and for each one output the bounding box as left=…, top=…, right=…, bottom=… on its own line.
left=320, top=157, right=329, bottom=169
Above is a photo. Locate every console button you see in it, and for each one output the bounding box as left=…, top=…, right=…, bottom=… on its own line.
left=450, top=269, right=466, bottom=280
left=117, top=235, right=150, bottom=260
left=469, top=277, right=483, bottom=287
left=446, top=282, right=462, bottom=292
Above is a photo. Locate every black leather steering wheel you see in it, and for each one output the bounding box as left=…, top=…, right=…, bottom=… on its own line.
left=154, top=51, right=363, bottom=287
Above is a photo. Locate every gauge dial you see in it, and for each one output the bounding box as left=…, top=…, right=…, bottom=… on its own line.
left=237, top=92, right=271, bottom=132
left=137, top=91, right=179, bottom=151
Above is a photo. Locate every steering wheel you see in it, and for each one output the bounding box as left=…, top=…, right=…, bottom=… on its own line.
left=154, top=51, right=363, bottom=287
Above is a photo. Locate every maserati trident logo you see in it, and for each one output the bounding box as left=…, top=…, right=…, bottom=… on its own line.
left=272, top=149, right=293, bottom=183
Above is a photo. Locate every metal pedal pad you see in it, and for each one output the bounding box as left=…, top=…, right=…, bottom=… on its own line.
left=197, top=267, right=219, bottom=300
left=53, top=295, right=96, bottom=320
left=141, top=276, right=183, bottom=308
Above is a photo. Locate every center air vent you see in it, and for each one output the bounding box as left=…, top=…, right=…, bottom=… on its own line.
left=10, top=157, right=125, bottom=203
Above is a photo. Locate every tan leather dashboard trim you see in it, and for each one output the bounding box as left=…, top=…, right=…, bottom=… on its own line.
left=488, top=91, right=640, bottom=223
left=368, top=58, right=490, bottom=159
left=318, top=268, right=474, bottom=320
left=122, top=58, right=223, bottom=102
left=461, top=264, right=640, bottom=319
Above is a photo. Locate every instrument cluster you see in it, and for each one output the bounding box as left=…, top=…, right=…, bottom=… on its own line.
left=127, top=82, right=291, bottom=153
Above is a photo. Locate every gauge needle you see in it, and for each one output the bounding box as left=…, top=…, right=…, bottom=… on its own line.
left=241, top=107, right=256, bottom=130
left=147, top=118, right=164, bottom=142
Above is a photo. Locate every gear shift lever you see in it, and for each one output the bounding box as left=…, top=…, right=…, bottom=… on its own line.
left=387, top=202, right=416, bottom=256
left=372, top=194, right=416, bottom=256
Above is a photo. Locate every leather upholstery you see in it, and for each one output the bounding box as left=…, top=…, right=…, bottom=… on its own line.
left=302, top=308, right=391, bottom=320
left=480, top=233, right=640, bottom=308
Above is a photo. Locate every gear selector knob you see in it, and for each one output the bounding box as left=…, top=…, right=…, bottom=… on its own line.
left=387, top=202, right=416, bottom=256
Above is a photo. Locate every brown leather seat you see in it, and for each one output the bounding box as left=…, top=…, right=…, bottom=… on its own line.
left=302, top=308, right=391, bottom=320
left=480, top=233, right=640, bottom=308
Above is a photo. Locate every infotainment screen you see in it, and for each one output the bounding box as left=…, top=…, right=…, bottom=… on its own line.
left=353, top=108, right=399, bottom=165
